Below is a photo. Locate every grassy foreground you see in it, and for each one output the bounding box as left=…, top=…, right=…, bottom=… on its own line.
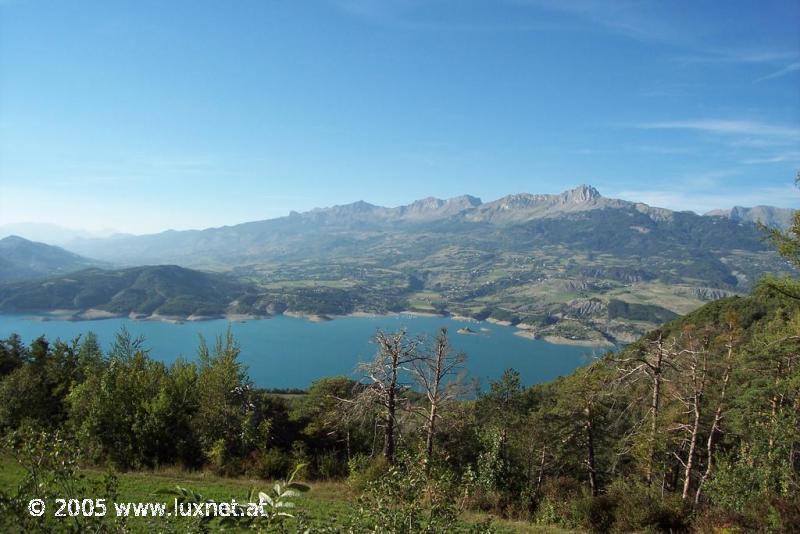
left=0, top=456, right=570, bottom=533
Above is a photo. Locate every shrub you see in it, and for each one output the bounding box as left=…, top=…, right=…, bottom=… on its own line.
left=0, top=426, right=125, bottom=533
left=290, top=441, right=311, bottom=479
left=316, top=450, right=348, bottom=480
left=768, top=495, right=800, bottom=533
left=343, top=453, right=485, bottom=533
left=692, top=506, right=756, bottom=533
left=693, top=494, right=800, bottom=533
left=576, top=494, right=618, bottom=533
left=532, top=477, right=585, bottom=528
left=347, top=454, right=388, bottom=492
left=253, top=447, right=293, bottom=480
left=605, top=478, right=690, bottom=533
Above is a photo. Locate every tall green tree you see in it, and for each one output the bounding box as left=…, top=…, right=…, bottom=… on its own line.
left=763, top=172, right=800, bottom=299
left=193, top=327, right=251, bottom=469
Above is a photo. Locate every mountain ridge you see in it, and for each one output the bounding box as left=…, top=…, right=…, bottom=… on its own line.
left=8, top=186, right=795, bottom=251
left=0, top=264, right=261, bottom=320
left=705, top=204, right=795, bottom=229
left=0, top=236, right=101, bottom=282
left=62, top=185, right=793, bottom=268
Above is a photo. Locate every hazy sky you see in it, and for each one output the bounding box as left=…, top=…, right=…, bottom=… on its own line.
left=1, top=0, right=799, bottom=234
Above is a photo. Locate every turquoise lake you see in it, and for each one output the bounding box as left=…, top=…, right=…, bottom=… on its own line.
left=0, top=314, right=604, bottom=389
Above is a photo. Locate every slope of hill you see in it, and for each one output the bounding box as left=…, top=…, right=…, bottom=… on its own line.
left=0, top=236, right=100, bottom=282
left=0, top=265, right=265, bottom=320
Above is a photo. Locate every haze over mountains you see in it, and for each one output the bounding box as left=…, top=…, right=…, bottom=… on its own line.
left=0, top=185, right=794, bottom=345
left=0, top=235, right=100, bottom=282
left=0, top=223, right=119, bottom=246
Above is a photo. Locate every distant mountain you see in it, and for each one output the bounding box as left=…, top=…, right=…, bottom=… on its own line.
left=0, top=265, right=264, bottom=319
left=0, top=236, right=99, bottom=282
left=294, top=193, right=484, bottom=224
left=282, top=185, right=667, bottom=225
left=704, top=205, right=795, bottom=230
left=64, top=185, right=776, bottom=268
left=17, top=185, right=795, bottom=343
left=0, top=223, right=118, bottom=246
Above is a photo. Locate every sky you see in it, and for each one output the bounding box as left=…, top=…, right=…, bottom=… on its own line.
left=1, top=0, right=799, bottom=235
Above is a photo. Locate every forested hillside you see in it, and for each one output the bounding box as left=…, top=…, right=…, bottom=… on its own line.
left=0, top=283, right=797, bottom=531
left=0, top=265, right=260, bottom=319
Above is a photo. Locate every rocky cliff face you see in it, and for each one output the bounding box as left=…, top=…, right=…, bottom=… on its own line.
left=464, top=184, right=632, bottom=223
left=705, top=205, right=795, bottom=230
left=286, top=185, right=626, bottom=226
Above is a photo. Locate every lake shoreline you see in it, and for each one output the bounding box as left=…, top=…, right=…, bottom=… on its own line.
left=11, top=308, right=616, bottom=348
left=0, top=312, right=596, bottom=390
left=513, top=330, right=614, bottom=349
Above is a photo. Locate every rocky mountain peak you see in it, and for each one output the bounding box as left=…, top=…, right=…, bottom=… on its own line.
left=562, top=184, right=601, bottom=203
left=447, top=194, right=482, bottom=208
left=314, top=199, right=378, bottom=216
left=348, top=200, right=378, bottom=211
left=408, top=197, right=446, bottom=210
left=398, top=194, right=482, bottom=220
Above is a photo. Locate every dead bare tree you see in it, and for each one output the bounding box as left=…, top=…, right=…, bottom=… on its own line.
left=584, top=400, right=599, bottom=496
left=352, top=329, right=421, bottom=465
left=671, top=326, right=711, bottom=501
left=409, top=328, right=466, bottom=471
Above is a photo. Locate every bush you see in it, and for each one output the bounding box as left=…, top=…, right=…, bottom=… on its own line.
left=534, top=478, right=690, bottom=533
left=290, top=441, right=311, bottom=479
left=0, top=426, right=125, bottom=533
left=533, top=477, right=584, bottom=528
left=605, top=478, right=690, bottom=533
left=253, top=447, right=293, bottom=480
left=347, top=454, right=389, bottom=492
left=576, top=494, right=617, bottom=533
left=316, top=450, right=348, bottom=480
left=768, top=496, right=800, bottom=533
left=693, top=494, right=800, bottom=533
left=692, top=506, right=756, bottom=533
left=208, top=438, right=231, bottom=475
left=343, top=453, right=485, bottom=533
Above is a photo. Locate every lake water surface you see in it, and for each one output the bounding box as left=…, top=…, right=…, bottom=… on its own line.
left=0, top=314, right=604, bottom=389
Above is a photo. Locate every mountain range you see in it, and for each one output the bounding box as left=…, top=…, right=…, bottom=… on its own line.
left=0, top=185, right=795, bottom=345
left=61, top=185, right=791, bottom=266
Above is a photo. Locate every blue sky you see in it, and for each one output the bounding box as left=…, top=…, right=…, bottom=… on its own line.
left=1, top=0, right=799, bottom=234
